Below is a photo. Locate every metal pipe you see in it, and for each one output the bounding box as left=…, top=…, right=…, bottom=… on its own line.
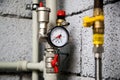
left=94, top=46, right=103, bottom=80
left=93, top=0, right=104, bottom=80
left=32, top=0, right=39, bottom=80
left=95, top=58, right=102, bottom=80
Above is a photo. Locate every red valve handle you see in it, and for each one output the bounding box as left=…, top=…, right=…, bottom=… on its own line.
left=54, top=66, right=58, bottom=73
left=57, top=10, right=66, bottom=16
left=39, top=2, right=43, bottom=7
left=51, top=54, right=59, bottom=73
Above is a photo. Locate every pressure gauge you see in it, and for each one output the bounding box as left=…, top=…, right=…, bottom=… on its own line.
left=48, top=26, right=69, bottom=48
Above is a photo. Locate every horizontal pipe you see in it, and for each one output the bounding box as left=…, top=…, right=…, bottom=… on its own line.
left=0, top=61, right=27, bottom=71
left=0, top=62, right=19, bottom=70
left=0, top=61, right=44, bottom=72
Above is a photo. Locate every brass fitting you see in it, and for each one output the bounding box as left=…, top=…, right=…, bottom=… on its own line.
left=56, top=10, right=70, bottom=27
left=56, top=19, right=65, bottom=26
left=83, top=15, right=104, bottom=46
left=93, top=5, right=104, bottom=47
left=56, top=19, right=70, bottom=26
left=83, top=0, right=104, bottom=57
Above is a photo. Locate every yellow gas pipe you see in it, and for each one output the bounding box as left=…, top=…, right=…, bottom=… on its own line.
left=83, top=0, right=104, bottom=80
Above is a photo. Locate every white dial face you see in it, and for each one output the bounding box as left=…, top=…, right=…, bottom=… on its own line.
left=50, top=27, right=68, bottom=47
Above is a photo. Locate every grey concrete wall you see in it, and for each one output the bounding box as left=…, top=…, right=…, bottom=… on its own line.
left=0, top=0, right=120, bottom=80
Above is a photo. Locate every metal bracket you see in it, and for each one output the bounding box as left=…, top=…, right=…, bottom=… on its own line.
left=26, top=4, right=39, bottom=10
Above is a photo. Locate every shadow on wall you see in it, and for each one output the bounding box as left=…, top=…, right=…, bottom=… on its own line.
left=59, top=41, right=76, bottom=71
left=59, top=43, right=76, bottom=80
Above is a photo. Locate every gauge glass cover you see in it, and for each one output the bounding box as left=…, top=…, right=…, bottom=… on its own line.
left=49, top=26, right=69, bottom=47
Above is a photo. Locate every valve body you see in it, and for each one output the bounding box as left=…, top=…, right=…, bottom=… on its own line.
left=38, top=6, right=50, bottom=39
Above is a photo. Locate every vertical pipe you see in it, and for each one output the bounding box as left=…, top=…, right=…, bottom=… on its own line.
left=94, top=0, right=103, bottom=9
left=95, top=58, right=102, bottom=80
left=32, top=0, right=39, bottom=80
left=93, top=0, right=104, bottom=80
left=83, top=0, right=104, bottom=79
left=46, top=0, right=57, bottom=29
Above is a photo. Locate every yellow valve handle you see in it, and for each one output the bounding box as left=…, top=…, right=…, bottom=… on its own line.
left=83, top=15, right=104, bottom=27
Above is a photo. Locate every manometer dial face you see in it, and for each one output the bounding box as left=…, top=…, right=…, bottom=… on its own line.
left=48, top=26, right=69, bottom=48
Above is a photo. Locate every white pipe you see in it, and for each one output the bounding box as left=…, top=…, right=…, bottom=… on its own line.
left=32, top=0, right=39, bottom=80
left=46, top=0, right=57, bottom=29
left=0, top=62, right=18, bottom=70
left=0, top=61, right=44, bottom=72
left=0, top=61, right=27, bottom=71
left=27, top=61, right=44, bottom=71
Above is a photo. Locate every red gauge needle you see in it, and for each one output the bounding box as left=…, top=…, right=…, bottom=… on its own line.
left=52, top=34, right=62, bottom=42
left=56, top=34, right=62, bottom=39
